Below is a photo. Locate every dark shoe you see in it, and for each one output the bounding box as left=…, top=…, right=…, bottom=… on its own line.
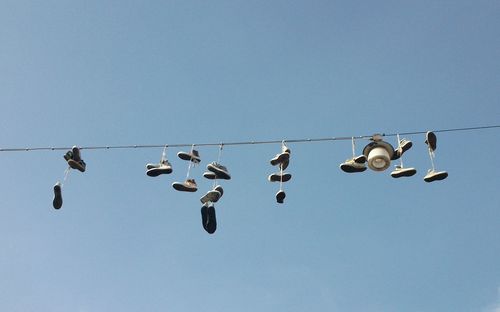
left=146, top=160, right=173, bottom=177
left=71, top=146, right=81, bottom=162
left=201, top=206, right=208, bottom=231
left=268, top=172, right=292, bottom=182
left=340, top=159, right=367, bottom=173
left=276, top=190, right=286, bottom=204
left=177, top=150, right=201, bottom=163
left=392, top=139, right=413, bottom=160
left=206, top=206, right=217, bottom=234
left=53, top=182, right=63, bottom=209
left=68, top=159, right=86, bottom=172
left=424, top=170, right=448, bottom=182
left=353, top=155, right=367, bottom=164
left=172, top=179, right=198, bottom=192
left=390, top=166, right=417, bottom=178
left=425, top=131, right=437, bottom=152
left=270, top=152, right=290, bottom=166
left=207, top=162, right=231, bottom=180
left=203, top=171, right=217, bottom=180
left=63, top=151, right=73, bottom=161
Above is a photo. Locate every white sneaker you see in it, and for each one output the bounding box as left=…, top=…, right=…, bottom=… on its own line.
left=390, top=165, right=417, bottom=178
left=424, top=169, right=448, bottom=182
left=340, top=158, right=367, bottom=173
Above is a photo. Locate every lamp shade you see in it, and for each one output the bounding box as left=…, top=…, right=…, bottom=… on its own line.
left=362, top=139, right=395, bottom=172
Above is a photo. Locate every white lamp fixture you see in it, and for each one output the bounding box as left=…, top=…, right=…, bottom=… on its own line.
left=362, top=134, right=395, bottom=171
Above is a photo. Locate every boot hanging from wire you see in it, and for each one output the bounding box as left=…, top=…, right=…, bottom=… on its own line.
left=146, top=145, right=173, bottom=177
left=390, top=134, right=416, bottom=178
left=172, top=144, right=199, bottom=192
left=340, top=137, right=367, bottom=173
left=423, top=131, right=448, bottom=182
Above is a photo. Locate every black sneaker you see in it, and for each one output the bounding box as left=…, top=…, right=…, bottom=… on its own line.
left=207, top=162, right=231, bottom=180
left=177, top=150, right=201, bottom=163
left=172, top=179, right=198, bottom=192
left=201, top=205, right=208, bottom=231
left=206, top=205, right=217, bottom=234
left=63, top=151, right=73, bottom=161
left=392, top=139, right=413, bottom=160
left=268, top=172, right=292, bottom=182
left=53, top=182, right=63, bottom=209
left=390, top=166, right=417, bottom=178
left=270, top=151, right=290, bottom=166
left=353, top=155, right=367, bottom=164
left=340, top=159, right=367, bottom=173
left=203, top=171, right=217, bottom=180
left=146, top=160, right=173, bottom=177
left=425, top=131, right=437, bottom=152
left=71, top=146, right=82, bottom=162
left=276, top=190, right=286, bottom=204
left=424, top=170, right=448, bottom=182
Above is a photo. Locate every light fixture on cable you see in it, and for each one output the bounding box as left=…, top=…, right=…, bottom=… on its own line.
left=362, top=134, right=395, bottom=171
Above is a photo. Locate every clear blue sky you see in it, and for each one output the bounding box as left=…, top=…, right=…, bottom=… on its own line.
left=1, top=1, right=499, bottom=311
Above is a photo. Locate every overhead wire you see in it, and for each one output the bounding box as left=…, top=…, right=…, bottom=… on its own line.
left=0, top=124, right=499, bottom=153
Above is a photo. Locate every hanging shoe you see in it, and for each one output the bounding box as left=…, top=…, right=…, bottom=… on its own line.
left=177, top=150, right=201, bottom=163
left=207, top=162, right=231, bottom=180
left=66, top=146, right=86, bottom=172
left=146, top=160, right=173, bottom=177
left=201, top=205, right=209, bottom=231
left=270, top=151, right=290, bottom=166
left=424, top=169, right=448, bottom=182
left=268, top=172, right=292, bottom=182
left=390, top=165, right=417, bottom=178
left=276, top=190, right=286, bottom=204
left=206, top=205, right=217, bottom=234
left=53, top=182, right=63, bottom=209
left=425, top=131, right=437, bottom=152
left=203, top=171, right=217, bottom=180
left=200, top=189, right=222, bottom=204
left=280, top=160, right=290, bottom=171
left=340, top=158, right=367, bottom=173
left=68, top=158, right=86, bottom=172
left=392, top=139, right=413, bottom=160
left=71, top=146, right=81, bottom=162
left=270, top=146, right=291, bottom=166
left=353, top=155, right=367, bottom=164
left=63, top=151, right=73, bottom=161
left=172, top=179, right=198, bottom=192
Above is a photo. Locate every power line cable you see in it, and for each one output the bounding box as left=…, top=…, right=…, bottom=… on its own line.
left=0, top=124, right=499, bottom=153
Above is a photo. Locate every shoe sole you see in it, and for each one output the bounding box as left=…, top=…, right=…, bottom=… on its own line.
left=67, top=159, right=85, bottom=172
left=268, top=173, right=292, bottom=182
left=200, top=190, right=221, bottom=204
left=177, top=152, right=200, bottom=163
left=53, top=184, right=62, bottom=209
left=270, top=152, right=290, bottom=166
left=424, top=171, right=448, bottom=182
left=340, top=163, right=367, bottom=173
left=207, top=164, right=231, bottom=180
left=390, top=168, right=417, bottom=178
left=201, top=206, right=208, bottom=231
left=276, top=191, right=286, bottom=204
left=206, top=206, right=217, bottom=234
left=425, top=132, right=437, bottom=152
left=146, top=167, right=173, bottom=177
left=172, top=182, right=197, bottom=192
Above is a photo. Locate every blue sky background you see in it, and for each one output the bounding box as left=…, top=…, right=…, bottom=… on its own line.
left=1, top=1, right=499, bottom=311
